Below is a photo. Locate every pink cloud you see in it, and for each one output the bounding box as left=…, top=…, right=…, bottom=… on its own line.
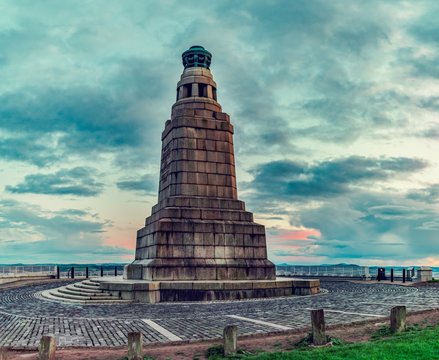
left=271, top=228, right=321, bottom=242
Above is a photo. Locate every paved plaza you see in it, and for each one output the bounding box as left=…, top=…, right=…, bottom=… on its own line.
left=0, top=280, right=438, bottom=348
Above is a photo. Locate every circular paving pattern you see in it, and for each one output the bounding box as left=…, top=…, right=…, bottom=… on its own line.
left=0, top=280, right=438, bottom=348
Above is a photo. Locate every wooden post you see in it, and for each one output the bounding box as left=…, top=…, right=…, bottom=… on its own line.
left=311, top=309, right=327, bottom=345
left=390, top=306, right=406, bottom=333
left=223, top=325, right=237, bottom=356
left=402, top=268, right=406, bottom=283
left=390, top=268, right=394, bottom=282
left=56, top=266, right=60, bottom=279
left=115, top=266, right=118, bottom=277
left=71, top=266, right=74, bottom=279
left=127, top=332, right=142, bottom=360
left=38, top=336, right=56, bottom=360
left=101, top=266, right=104, bottom=277
left=86, top=266, right=89, bottom=279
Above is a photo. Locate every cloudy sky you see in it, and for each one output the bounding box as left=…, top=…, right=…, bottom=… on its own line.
left=0, top=0, right=438, bottom=265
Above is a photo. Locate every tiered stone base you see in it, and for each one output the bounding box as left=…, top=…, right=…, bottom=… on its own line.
left=99, top=278, right=320, bottom=303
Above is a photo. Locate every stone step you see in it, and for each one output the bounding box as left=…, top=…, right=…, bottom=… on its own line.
left=57, top=288, right=113, bottom=299
left=67, top=285, right=105, bottom=294
left=42, top=290, right=131, bottom=304
left=73, top=282, right=101, bottom=291
left=88, top=278, right=104, bottom=285
left=82, top=279, right=101, bottom=286
left=52, top=288, right=116, bottom=301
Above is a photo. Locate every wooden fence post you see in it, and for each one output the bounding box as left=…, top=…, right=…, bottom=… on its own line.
left=311, top=309, right=327, bottom=345
left=390, top=306, right=406, bottom=333
left=223, top=325, right=237, bottom=356
left=127, top=332, right=143, bottom=360
left=38, top=336, right=56, bottom=360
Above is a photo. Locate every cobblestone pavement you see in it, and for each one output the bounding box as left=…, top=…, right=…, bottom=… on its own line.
left=0, top=280, right=438, bottom=348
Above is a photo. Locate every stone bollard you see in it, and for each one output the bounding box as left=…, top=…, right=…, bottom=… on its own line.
left=311, top=309, right=327, bottom=345
left=127, top=332, right=143, bottom=360
left=390, top=306, right=406, bottom=333
left=38, top=336, right=56, bottom=360
left=223, top=325, right=237, bottom=356
left=417, top=267, right=433, bottom=282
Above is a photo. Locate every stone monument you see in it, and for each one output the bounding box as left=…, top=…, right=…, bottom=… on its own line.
left=102, top=46, right=320, bottom=302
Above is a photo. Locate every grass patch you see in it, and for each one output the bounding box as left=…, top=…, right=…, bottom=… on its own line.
left=208, top=325, right=439, bottom=360
left=206, top=345, right=262, bottom=359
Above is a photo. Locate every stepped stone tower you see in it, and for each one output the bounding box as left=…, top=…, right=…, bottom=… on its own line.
left=101, top=46, right=319, bottom=302
left=125, top=45, right=276, bottom=281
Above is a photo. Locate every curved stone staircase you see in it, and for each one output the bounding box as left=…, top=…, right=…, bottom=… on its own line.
left=41, top=278, right=132, bottom=304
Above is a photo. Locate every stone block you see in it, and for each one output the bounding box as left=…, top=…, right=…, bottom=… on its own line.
left=160, top=281, right=194, bottom=290
left=234, top=247, right=245, bottom=258
left=206, top=162, right=217, bottom=173
left=206, top=185, right=218, bottom=197
left=154, top=267, right=175, bottom=281
left=224, top=246, right=235, bottom=258
left=214, top=112, right=230, bottom=121
left=172, top=245, right=186, bottom=257
left=181, top=208, right=201, bottom=219
left=215, top=233, right=225, bottom=246
left=39, top=336, right=56, bottom=360
left=184, top=245, right=195, bottom=258
left=234, top=233, right=244, bottom=246
left=194, top=222, right=214, bottom=233
left=253, top=247, right=267, bottom=258
left=252, top=281, right=276, bottom=289
left=194, top=245, right=215, bottom=258
left=192, top=232, right=203, bottom=245
left=192, top=281, right=224, bottom=290
left=217, top=267, right=228, bottom=280
left=204, top=102, right=221, bottom=112
left=194, top=109, right=214, bottom=118
left=202, top=209, right=220, bottom=220
left=188, top=149, right=207, bottom=162
left=168, top=232, right=183, bottom=245
left=275, top=280, right=294, bottom=288
left=224, top=234, right=235, bottom=246
left=124, top=264, right=143, bottom=280
left=203, top=233, right=215, bottom=246
left=215, top=246, right=226, bottom=258
left=196, top=267, right=217, bottom=280
left=177, top=267, right=197, bottom=280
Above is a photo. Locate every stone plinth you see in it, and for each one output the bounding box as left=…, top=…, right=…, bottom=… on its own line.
left=100, top=278, right=320, bottom=303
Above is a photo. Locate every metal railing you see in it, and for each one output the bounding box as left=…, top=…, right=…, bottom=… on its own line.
left=57, top=265, right=125, bottom=279
left=276, top=265, right=370, bottom=278
left=0, top=265, right=125, bottom=279
left=0, top=265, right=57, bottom=277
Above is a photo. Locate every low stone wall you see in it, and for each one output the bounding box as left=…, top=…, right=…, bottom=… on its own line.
left=99, top=278, right=320, bottom=303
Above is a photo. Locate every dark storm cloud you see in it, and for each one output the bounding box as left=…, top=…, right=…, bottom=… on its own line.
left=205, top=0, right=399, bottom=151
left=246, top=156, right=426, bottom=200
left=6, top=167, right=104, bottom=196
left=407, top=184, right=439, bottom=203
left=116, top=174, right=158, bottom=194
left=0, top=75, right=164, bottom=163
left=0, top=136, right=58, bottom=166
left=295, top=191, right=439, bottom=261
